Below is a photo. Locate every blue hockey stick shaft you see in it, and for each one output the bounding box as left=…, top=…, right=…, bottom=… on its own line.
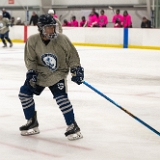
left=83, top=81, right=160, bottom=136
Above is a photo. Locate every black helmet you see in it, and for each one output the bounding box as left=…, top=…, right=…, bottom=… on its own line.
left=37, top=14, right=57, bottom=39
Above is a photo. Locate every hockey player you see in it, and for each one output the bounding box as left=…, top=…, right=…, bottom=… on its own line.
left=18, top=14, right=84, bottom=140
left=0, top=12, right=13, bottom=47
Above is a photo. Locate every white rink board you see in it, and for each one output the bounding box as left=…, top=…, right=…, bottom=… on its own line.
left=9, top=26, right=160, bottom=48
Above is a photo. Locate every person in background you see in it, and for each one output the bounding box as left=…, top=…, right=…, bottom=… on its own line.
left=92, top=8, right=99, bottom=18
left=0, top=12, right=13, bottom=47
left=2, top=8, right=11, bottom=20
left=62, top=19, right=71, bottom=27
left=70, top=16, right=79, bottom=27
left=29, top=11, right=39, bottom=26
left=15, top=17, right=24, bottom=25
left=84, top=10, right=98, bottom=27
left=52, top=9, right=58, bottom=18
left=80, top=16, right=87, bottom=27
left=98, top=9, right=108, bottom=27
left=141, top=17, right=151, bottom=28
left=18, top=14, right=84, bottom=140
left=112, top=9, right=123, bottom=27
left=122, top=10, right=132, bottom=28
left=11, top=17, right=15, bottom=26
left=48, top=9, right=63, bottom=33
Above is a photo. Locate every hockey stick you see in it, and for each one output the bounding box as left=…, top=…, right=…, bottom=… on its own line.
left=83, top=81, right=160, bottom=136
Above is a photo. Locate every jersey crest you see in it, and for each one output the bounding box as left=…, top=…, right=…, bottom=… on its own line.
left=41, top=53, right=57, bottom=72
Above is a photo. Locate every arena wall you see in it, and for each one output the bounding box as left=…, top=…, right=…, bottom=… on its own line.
left=8, top=26, right=160, bottom=50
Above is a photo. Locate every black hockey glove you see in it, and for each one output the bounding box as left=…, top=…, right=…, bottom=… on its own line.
left=71, top=66, right=84, bottom=85
left=25, top=70, right=37, bottom=88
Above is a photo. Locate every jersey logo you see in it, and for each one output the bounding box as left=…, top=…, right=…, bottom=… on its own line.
left=57, top=82, right=64, bottom=90
left=41, top=53, right=57, bottom=72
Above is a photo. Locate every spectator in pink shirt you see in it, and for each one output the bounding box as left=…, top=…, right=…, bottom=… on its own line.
left=48, top=9, right=63, bottom=33
left=70, top=16, right=79, bottom=27
left=112, top=9, right=123, bottom=26
left=48, top=9, right=58, bottom=18
left=80, top=16, right=87, bottom=27
left=85, top=11, right=98, bottom=27
left=92, top=8, right=99, bottom=18
left=62, top=19, right=71, bottom=27
left=52, top=9, right=58, bottom=19
left=98, top=9, right=108, bottom=27
left=122, top=10, right=132, bottom=28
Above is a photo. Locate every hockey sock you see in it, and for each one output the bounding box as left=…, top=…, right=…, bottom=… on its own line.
left=18, top=85, right=35, bottom=120
left=2, top=38, right=7, bottom=45
left=55, top=94, right=75, bottom=125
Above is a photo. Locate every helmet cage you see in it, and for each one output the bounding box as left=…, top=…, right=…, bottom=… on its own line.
left=37, top=14, right=58, bottom=40
left=41, top=24, right=57, bottom=40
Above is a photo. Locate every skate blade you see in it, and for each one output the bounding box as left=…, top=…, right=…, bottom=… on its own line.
left=21, top=127, right=40, bottom=136
left=67, top=131, right=83, bottom=141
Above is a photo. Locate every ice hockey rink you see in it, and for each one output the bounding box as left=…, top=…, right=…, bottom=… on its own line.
left=0, top=43, right=160, bottom=160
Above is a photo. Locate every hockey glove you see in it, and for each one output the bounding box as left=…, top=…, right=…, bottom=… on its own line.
left=71, top=66, right=84, bottom=85
left=25, top=70, right=37, bottom=88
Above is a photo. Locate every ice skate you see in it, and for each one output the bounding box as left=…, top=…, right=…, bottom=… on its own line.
left=65, top=121, right=83, bottom=140
left=2, top=44, right=7, bottom=48
left=19, top=111, right=40, bottom=136
left=10, top=43, right=13, bottom=47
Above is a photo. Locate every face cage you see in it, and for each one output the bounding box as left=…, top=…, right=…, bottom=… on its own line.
left=41, top=24, right=57, bottom=40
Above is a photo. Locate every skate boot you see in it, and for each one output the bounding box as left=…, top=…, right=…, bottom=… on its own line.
left=2, top=44, right=7, bottom=48
left=19, top=111, right=40, bottom=136
left=10, top=43, right=13, bottom=47
left=65, top=121, right=83, bottom=140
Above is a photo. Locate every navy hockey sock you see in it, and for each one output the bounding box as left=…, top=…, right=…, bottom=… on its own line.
left=18, top=85, right=35, bottom=120
left=55, top=94, right=75, bottom=125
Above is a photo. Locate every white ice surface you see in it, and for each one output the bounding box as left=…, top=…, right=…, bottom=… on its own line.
left=0, top=43, right=160, bottom=160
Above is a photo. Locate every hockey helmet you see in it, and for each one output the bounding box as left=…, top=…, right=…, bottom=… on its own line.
left=37, top=14, right=57, bottom=40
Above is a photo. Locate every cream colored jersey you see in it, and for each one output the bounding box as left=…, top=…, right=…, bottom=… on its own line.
left=0, top=18, right=10, bottom=34
left=25, top=33, right=81, bottom=87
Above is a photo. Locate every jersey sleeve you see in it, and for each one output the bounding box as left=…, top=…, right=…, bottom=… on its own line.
left=3, top=18, right=10, bottom=26
left=60, top=34, right=81, bottom=69
left=24, top=37, right=37, bottom=71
